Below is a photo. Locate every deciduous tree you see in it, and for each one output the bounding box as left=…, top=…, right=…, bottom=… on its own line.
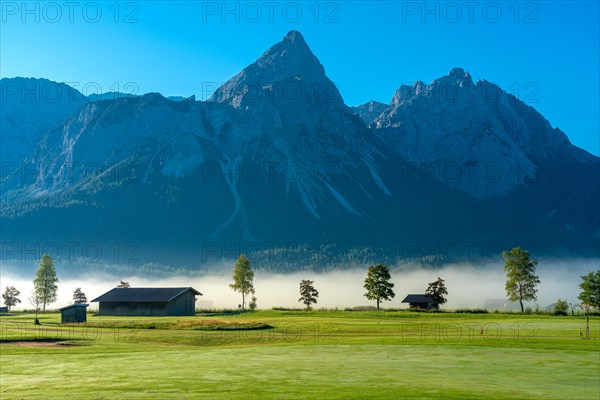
left=298, top=280, right=319, bottom=309
left=364, top=264, right=395, bottom=310
left=230, top=255, right=255, bottom=309
left=29, top=291, right=42, bottom=324
left=425, top=277, right=448, bottom=308
left=33, top=254, right=58, bottom=311
left=2, top=286, right=21, bottom=311
left=553, top=299, right=568, bottom=316
left=502, top=247, right=540, bottom=313
left=578, top=270, right=600, bottom=310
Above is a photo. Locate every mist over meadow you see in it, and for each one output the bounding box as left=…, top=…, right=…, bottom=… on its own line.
left=1, top=259, right=597, bottom=311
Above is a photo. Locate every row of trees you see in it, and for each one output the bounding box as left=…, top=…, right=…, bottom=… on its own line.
left=1, top=251, right=599, bottom=313
left=1, top=255, right=87, bottom=315
left=228, top=250, right=599, bottom=313
left=501, top=247, right=600, bottom=314
left=503, top=247, right=600, bottom=314
left=229, top=256, right=448, bottom=310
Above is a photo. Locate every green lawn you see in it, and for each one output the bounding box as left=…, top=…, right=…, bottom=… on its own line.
left=1, top=311, right=599, bottom=399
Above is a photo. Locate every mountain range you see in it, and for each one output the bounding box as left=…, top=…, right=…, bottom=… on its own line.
left=1, top=31, right=598, bottom=269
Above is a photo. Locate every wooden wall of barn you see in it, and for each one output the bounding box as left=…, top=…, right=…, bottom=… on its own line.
left=98, top=293, right=196, bottom=316
left=61, top=307, right=87, bottom=323
left=99, top=302, right=168, bottom=316
left=166, top=291, right=196, bottom=316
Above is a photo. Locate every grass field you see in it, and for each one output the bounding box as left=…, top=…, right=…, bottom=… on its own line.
left=1, top=310, right=599, bottom=399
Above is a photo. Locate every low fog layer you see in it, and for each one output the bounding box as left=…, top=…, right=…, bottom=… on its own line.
left=1, top=260, right=598, bottom=311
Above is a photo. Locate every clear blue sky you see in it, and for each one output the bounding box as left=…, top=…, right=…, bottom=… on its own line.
left=1, top=1, right=598, bottom=155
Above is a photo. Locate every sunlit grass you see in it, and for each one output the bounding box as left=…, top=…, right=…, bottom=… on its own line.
left=1, top=311, right=598, bottom=399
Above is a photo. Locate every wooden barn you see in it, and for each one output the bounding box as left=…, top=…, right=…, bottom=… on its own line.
left=402, top=294, right=436, bottom=310
left=59, top=304, right=88, bottom=323
left=91, top=287, right=201, bottom=316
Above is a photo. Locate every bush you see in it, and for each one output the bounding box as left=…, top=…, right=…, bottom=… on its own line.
left=249, top=296, right=257, bottom=310
left=554, top=299, right=569, bottom=316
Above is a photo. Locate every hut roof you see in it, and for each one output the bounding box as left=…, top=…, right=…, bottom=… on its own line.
left=91, top=287, right=201, bottom=303
left=401, top=294, right=434, bottom=303
left=59, top=304, right=89, bottom=310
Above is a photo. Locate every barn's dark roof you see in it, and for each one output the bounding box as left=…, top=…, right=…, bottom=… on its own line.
left=59, top=304, right=89, bottom=310
left=91, top=287, right=202, bottom=303
left=402, top=294, right=434, bottom=303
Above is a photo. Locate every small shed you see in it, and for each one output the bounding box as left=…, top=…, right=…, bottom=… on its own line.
left=402, top=294, right=436, bottom=310
left=59, top=304, right=88, bottom=323
left=0, top=306, right=8, bottom=313
left=91, top=287, right=201, bottom=316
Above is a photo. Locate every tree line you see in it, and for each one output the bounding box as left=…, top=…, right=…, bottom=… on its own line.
left=227, top=248, right=600, bottom=313
left=1, top=249, right=599, bottom=317
left=227, top=256, right=448, bottom=311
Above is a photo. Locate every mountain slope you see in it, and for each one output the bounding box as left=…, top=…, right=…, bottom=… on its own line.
left=364, top=68, right=599, bottom=199
left=1, top=32, right=486, bottom=264
left=1, top=36, right=598, bottom=267
left=0, top=77, right=88, bottom=167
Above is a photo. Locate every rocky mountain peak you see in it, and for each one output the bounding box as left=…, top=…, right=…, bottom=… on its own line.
left=370, top=68, right=599, bottom=199
left=208, top=30, right=342, bottom=110
left=350, top=100, right=388, bottom=125
left=448, top=67, right=472, bottom=81
left=429, top=67, right=475, bottom=89
left=414, top=80, right=426, bottom=94
left=448, top=67, right=466, bottom=78
left=282, top=30, right=306, bottom=45
left=1, top=35, right=598, bottom=260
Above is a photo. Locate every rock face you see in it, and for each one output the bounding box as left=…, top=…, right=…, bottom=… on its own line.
left=0, top=33, right=598, bottom=266
left=355, top=68, right=598, bottom=199
left=210, top=31, right=343, bottom=110
left=2, top=31, right=474, bottom=259
left=0, top=77, right=88, bottom=166
left=350, top=101, right=388, bottom=125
